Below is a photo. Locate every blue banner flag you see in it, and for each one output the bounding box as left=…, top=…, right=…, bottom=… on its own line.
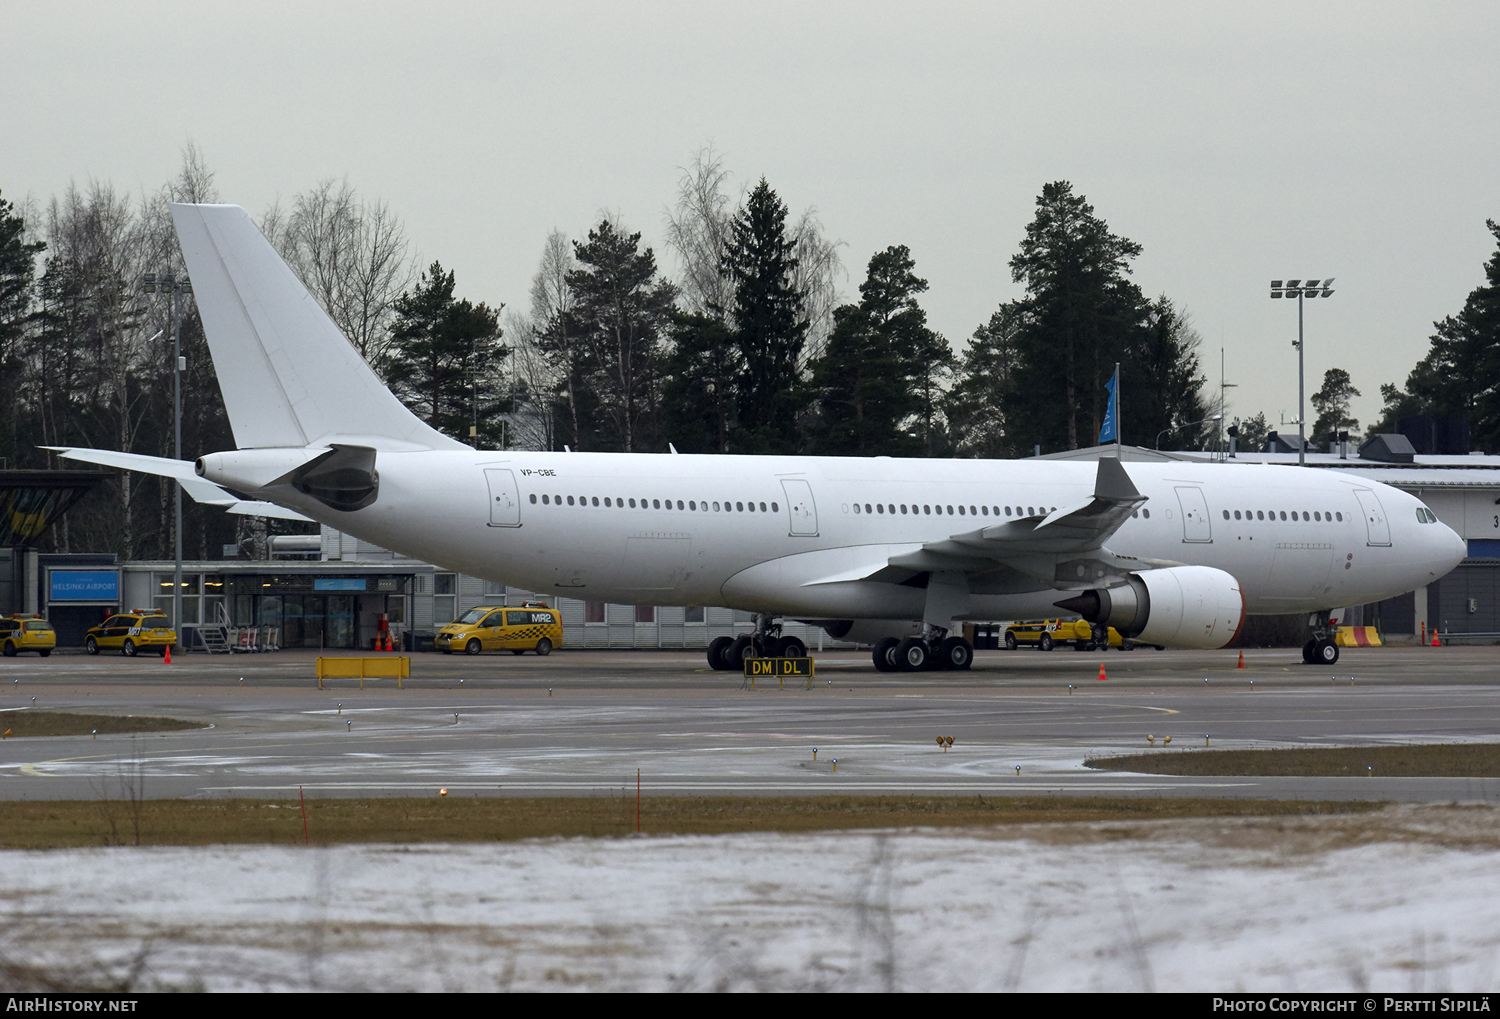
left=1098, top=368, right=1119, bottom=444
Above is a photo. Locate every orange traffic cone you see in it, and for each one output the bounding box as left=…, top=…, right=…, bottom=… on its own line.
left=1432, top=632, right=1441, bottom=647
left=1097, top=663, right=1107, bottom=681
left=1237, top=650, right=1245, bottom=669
left=164, top=644, right=172, bottom=665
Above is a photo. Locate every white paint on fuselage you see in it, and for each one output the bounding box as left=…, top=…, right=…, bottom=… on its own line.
left=231, top=452, right=1467, bottom=621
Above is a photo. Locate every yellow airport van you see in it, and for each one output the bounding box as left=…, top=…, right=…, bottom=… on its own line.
left=1, top=615, right=56, bottom=657
left=435, top=602, right=562, bottom=656
left=84, top=610, right=177, bottom=657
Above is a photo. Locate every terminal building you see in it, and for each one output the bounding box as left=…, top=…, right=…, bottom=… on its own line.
left=6, top=436, right=1497, bottom=650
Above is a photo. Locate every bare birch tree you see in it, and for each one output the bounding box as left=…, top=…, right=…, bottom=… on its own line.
left=261, top=179, right=415, bottom=366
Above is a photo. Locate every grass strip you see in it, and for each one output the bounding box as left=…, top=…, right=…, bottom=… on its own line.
left=0, top=795, right=1380, bottom=850
left=1087, top=743, right=1500, bottom=777
left=0, top=711, right=201, bottom=738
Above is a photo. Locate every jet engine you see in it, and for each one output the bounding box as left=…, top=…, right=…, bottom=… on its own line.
left=1055, top=565, right=1244, bottom=650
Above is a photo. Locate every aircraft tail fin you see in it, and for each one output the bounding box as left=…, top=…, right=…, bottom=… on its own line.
left=169, top=203, right=467, bottom=452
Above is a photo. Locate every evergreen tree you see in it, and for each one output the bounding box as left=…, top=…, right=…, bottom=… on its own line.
left=808, top=245, right=948, bottom=456
left=1375, top=220, right=1500, bottom=449
left=1120, top=296, right=1208, bottom=449
left=659, top=312, right=741, bottom=453
left=0, top=191, right=44, bottom=466
left=563, top=219, right=677, bottom=452
left=1228, top=412, right=1269, bottom=453
left=1310, top=368, right=1361, bottom=446
left=1005, top=182, right=1146, bottom=451
left=385, top=261, right=508, bottom=446
left=721, top=180, right=806, bottom=453
left=946, top=303, right=1024, bottom=458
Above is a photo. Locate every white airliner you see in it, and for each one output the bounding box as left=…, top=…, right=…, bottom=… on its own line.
left=53, top=205, right=1466, bottom=671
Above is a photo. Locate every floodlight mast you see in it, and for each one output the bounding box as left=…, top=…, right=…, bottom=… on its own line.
left=1270, top=278, right=1334, bottom=466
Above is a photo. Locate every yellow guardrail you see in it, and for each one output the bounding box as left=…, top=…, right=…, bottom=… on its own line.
left=316, top=656, right=411, bottom=688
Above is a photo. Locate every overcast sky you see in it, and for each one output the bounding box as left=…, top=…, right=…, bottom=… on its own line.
left=4, top=1, right=1498, bottom=440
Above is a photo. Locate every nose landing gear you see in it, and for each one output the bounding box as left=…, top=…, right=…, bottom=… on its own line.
left=706, top=616, right=809, bottom=671
left=1301, top=611, right=1341, bottom=665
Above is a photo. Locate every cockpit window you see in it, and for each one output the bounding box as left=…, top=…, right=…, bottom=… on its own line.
left=1416, top=507, right=1437, bottom=523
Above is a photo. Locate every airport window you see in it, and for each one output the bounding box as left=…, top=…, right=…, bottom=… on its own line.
left=634, top=604, right=655, bottom=624
left=530, top=494, right=537, bottom=504
left=434, top=572, right=456, bottom=625
left=685, top=606, right=705, bottom=623
left=585, top=601, right=605, bottom=623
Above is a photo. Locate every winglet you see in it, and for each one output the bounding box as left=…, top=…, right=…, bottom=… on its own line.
left=1094, top=457, right=1140, bottom=502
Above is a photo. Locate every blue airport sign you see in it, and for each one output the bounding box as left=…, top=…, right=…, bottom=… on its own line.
left=49, top=570, right=119, bottom=602
left=314, top=578, right=368, bottom=591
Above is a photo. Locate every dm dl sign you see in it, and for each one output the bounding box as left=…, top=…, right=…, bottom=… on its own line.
left=49, top=570, right=119, bottom=602
left=743, top=656, right=815, bottom=679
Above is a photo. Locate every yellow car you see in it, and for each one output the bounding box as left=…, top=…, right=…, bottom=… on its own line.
left=435, top=603, right=562, bottom=656
left=1005, top=618, right=1150, bottom=651
left=84, top=610, right=177, bottom=657
left=1, top=615, right=56, bottom=657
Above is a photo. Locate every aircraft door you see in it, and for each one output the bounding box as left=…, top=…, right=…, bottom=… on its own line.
left=1354, top=489, right=1391, bottom=546
left=781, top=479, right=819, bottom=536
left=484, top=469, right=521, bottom=527
left=1175, top=486, right=1212, bottom=542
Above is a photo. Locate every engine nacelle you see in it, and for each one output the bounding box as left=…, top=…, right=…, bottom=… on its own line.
left=1055, top=565, right=1245, bottom=650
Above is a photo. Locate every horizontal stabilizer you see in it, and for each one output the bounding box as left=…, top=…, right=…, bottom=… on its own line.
left=45, top=447, right=312, bottom=521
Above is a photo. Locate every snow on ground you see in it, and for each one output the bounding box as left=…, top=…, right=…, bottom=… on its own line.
left=3, top=806, right=1499, bottom=992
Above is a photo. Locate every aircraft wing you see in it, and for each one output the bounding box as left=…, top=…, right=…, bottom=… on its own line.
left=863, top=457, right=1172, bottom=591
left=44, top=447, right=315, bottom=522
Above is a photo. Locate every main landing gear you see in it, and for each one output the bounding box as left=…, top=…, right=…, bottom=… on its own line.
left=1301, top=610, right=1340, bottom=665
left=706, top=615, right=808, bottom=671
left=871, top=628, right=974, bottom=673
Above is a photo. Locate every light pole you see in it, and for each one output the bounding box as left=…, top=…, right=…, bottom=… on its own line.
left=1270, top=278, right=1335, bottom=466
left=141, top=272, right=192, bottom=646
left=1156, top=414, right=1221, bottom=451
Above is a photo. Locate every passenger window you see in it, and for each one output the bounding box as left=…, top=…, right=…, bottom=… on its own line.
left=876, top=504, right=885, bottom=514
left=946, top=505, right=954, bottom=514
left=958, top=506, right=966, bottom=515
left=1143, top=509, right=1151, bottom=519
left=970, top=506, right=977, bottom=515
left=1007, top=507, right=1014, bottom=517
left=923, top=505, right=931, bottom=514
left=736, top=502, right=744, bottom=511
left=713, top=502, right=721, bottom=511
left=689, top=501, right=696, bottom=510
left=900, top=505, right=908, bottom=514
left=529, top=494, right=537, bottom=504
left=981, top=506, right=989, bottom=516
left=761, top=502, right=768, bottom=512
left=1336, top=512, right=1343, bottom=522
left=771, top=503, right=778, bottom=512
left=1222, top=510, right=1230, bottom=520
left=567, top=496, right=574, bottom=505
left=541, top=495, right=550, bottom=504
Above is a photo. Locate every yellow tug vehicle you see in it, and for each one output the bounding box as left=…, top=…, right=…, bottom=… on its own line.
left=435, top=602, right=562, bottom=656
left=84, top=610, right=177, bottom=657
left=1, top=615, right=56, bottom=657
left=1004, top=618, right=1156, bottom=651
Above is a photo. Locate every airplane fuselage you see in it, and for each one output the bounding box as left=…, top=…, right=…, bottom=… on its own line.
left=219, top=450, right=1465, bottom=623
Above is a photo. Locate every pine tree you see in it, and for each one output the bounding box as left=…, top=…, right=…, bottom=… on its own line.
left=0, top=191, right=44, bottom=466
left=660, top=312, right=741, bottom=453
left=721, top=180, right=806, bottom=454
left=385, top=261, right=507, bottom=446
left=1310, top=368, right=1361, bottom=447
left=947, top=303, right=1024, bottom=458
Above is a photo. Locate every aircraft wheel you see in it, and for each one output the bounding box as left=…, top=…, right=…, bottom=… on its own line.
left=1038, top=633, right=1054, bottom=652
left=1301, top=639, right=1318, bottom=664
left=780, top=636, right=807, bottom=658
left=122, top=639, right=137, bottom=658
left=726, top=635, right=752, bottom=671
left=465, top=638, right=482, bottom=656
left=872, top=637, right=900, bottom=672
left=1004, top=632, right=1018, bottom=650
left=1315, top=639, right=1339, bottom=665
left=534, top=638, right=552, bottom=656
left=895, top=637, right=929, bottom=672
left=707, top=636, right=735, bottom=671
left=85, top=637, right=99, bottom=656
left=938, top=637, right=973, bottom=670
left=1121, top=640, right=1135, bottom=651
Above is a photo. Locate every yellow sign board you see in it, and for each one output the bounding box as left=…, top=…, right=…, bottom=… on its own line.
left=743, top=656, right=815, bottom=678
